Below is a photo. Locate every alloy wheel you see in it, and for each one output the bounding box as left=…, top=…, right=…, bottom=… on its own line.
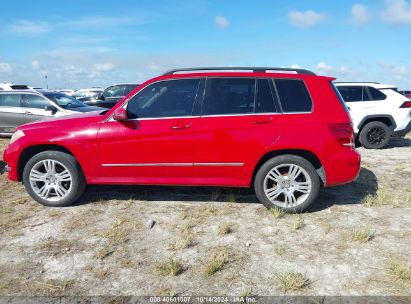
left=263, top=164, right=312, bottom=208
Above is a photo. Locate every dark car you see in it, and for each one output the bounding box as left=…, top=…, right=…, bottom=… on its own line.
left=83, top=84, right=139, bottom=108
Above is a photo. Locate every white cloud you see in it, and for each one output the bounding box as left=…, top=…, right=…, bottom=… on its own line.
left=31, top=60, right=40, bottom=69
left=382, top=0, right=411, bottom=25
left=290, top=64, right=301, bottom=69
left=351, top=4, right=370, bottom=28
left=215, top=15, right=230, bottom=29
left=288, top=10, right=327, bottom=29
left=0, top=61, right=13, bottom=73
left=10, top=20, right=52, bottom=35
left=94, top=62, right=115, bottom=72
left=316, top=62, right=333, bottom=74
left=68, top=16, right=138, bottom=29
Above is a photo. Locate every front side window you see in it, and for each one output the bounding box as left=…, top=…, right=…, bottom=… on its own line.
left=203, top=78, right=255, bottom=115
left=0, top=94, right=21, bottom=107
left=23, top=94, right=50, bottom=109
left=275, top=79, right=312, bottom=112
left=126, top=79, right=201, bottom=119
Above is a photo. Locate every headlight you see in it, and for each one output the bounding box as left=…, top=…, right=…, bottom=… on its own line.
left=10, top=130, right=25, bottom=144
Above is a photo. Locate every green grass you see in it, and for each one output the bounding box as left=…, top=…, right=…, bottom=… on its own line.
left=387, top=261, right=411, bottom=282
left=156, top=258, right=184, bottom=276
left=290, top=215, right=305, bottom=231
left=351, top=226, right=375, bottom=243
left=270, top=207, right=285, bottom=219
left=204, top=251, right=229, bottom=275
left=217, top=223, right=233, bottom=235
left=276, top=271, right=310, bottom=292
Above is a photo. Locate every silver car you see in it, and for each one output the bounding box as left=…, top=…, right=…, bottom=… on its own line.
left=0, top=90, right=104, bottom=136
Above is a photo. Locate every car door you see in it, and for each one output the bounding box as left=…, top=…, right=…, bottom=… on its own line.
left=0, top=93, right=24, bottom=134
left=336, top=86, right=367, bottom=131
left=96, top=78, right=204, bottom=181
left=193, top=77, right=284, bottom=185
left=21, top=94, right=55, bottom=123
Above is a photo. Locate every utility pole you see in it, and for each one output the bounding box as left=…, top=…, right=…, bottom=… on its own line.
left=45, top=75, right=48, bottom=89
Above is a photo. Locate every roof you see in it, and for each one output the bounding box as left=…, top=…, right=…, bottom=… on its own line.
left=334, top=82, right=397, bottom=89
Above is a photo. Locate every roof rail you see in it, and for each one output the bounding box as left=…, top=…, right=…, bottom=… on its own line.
left=334, top=81, right=380, bottom=84
left=163, top=67, right=316, bottom=76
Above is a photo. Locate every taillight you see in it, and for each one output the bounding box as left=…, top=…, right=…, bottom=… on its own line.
left=328, top=123, right=355, bottom=148
left=400, top=101, right=411, bottom=108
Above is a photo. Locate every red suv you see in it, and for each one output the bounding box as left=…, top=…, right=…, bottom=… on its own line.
left=2, top=67, right=360, bottom=212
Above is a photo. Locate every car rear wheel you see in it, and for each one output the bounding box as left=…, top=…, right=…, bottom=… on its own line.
left=359, top=121, right=391, bottom=149
left=23, top=151, right=86, bottom=207
left=254, top=155, right=320, bottom=213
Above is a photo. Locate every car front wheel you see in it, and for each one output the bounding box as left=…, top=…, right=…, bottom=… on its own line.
left=23, top=151, right=86, bottom=207
left=254, top=155, right=320, bottom=213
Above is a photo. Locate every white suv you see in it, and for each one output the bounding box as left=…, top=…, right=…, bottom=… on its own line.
left=335, top=82, right=411, bottom=149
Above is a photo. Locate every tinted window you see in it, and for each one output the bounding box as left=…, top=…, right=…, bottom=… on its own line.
left=337, top=86, right=364, bottom=102
left=123, top=85, right=138, bottom=95
left=255, top=79, right=277, bottom=113
left=127, top=79, right=200, bottom=119
left=367, top=87, right=386, bottom=100
left=275, top=79, right=312, bottom=112
left=23, top=95, right=50, bottom=109
left=103, top=86, right=124, bottom=98
left=203, top=78, right=255, bottom=115
left=0, top=94, right=21, bottom=107
left=43, top=93, right=85, bottom=108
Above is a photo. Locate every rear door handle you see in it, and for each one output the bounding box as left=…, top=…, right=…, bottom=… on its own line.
left=250, top=118, right=272, bottom=125
left=171, top=123, right=191, bottom=130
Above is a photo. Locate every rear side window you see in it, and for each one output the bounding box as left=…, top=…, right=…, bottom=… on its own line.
left=337, top=86, right=366, bottom=102
left=275, top=79, right=312, bottom=112
left=255, top=79, right=277, bottom=113
left=127, top=79, right=201, bottom=119
left=0, top=94, right=21, bottom=107
left=203, top=78, right=255, bottom=115
left=367, top=87, right=386, bottom=101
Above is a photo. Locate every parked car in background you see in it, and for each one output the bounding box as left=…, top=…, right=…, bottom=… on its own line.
left=2, top=67, right=360, bottom=212
left=0, top=83, right=32, bottom=91
left=399, top=90, right=411, bottom=99
left=0, top=90, right=104, bottom=135
left=72, top=88, right=103, bottom=99
left=83, top=83, right=139, bottom=108
left=335, top=82, right=411, bottom=149
left=57, top=89, right=75, bottom=96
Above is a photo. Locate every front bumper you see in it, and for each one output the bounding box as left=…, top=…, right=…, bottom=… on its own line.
left=0, top=161, right=9, bottom=175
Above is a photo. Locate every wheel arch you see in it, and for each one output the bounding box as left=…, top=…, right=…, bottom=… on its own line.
left=17, top=144, right=77, bottom=181
left=357, top=115, right=396, bottom=133
left=251, top=149, right=324, bottom=186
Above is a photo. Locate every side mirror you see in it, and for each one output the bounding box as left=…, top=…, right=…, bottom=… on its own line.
left=113, top=107, right=127, bottom=122
left=45, top=105, right=58, bottom=115
left=99, top=93, right=105, bottom=100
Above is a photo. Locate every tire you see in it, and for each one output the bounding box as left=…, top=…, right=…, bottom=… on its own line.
left=254, top=155, right=320, bottom=213
left=22, top=151, right=86, bottom=207
left=359, top=121, right=391, bottom=149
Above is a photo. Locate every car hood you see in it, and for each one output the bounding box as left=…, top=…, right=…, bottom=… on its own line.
left=18, top=109, right=107, bottom=131
left=67, top=105, right=104, bottom=112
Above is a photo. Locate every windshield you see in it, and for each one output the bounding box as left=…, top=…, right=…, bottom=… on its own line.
left=44, top=93, right=86, bottom=108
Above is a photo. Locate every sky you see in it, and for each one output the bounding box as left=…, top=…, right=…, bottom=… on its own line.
left=1, top=0, right=411, bottom=89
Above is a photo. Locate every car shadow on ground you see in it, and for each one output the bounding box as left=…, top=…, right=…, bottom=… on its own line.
left=385, top=137, right=411, bottom=149
left=75, top=167, right=378, bottom=213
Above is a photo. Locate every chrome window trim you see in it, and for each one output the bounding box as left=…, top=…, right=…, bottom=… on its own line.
left=102, top=162, right=244, bottom=167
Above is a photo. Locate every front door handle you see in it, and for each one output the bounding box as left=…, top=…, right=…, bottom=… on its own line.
left=250, top=118, right=272, bottom=125
left=171, top=123, right=190, bottom=130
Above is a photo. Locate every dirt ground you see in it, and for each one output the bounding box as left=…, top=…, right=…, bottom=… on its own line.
left=0, top=135, right=410, bottom=297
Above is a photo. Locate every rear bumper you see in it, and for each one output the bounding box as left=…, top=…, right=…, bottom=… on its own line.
left=324, top=149, right=361, bottom=187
